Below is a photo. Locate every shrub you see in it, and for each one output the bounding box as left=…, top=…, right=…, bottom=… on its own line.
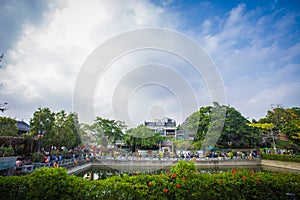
left=31, top=152, right=44, bottom=162
left=261, top=153, right=300, bottom=162
left=170, top=160, right=197, bottom=178
left=0, top=145, right=15, bottom=156
left=0, top=163, right=299, bottom=199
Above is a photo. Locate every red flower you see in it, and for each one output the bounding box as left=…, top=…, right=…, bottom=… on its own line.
left=182, top=177, right=186, bottom=181
left=177, top=183, right=181, bottom=188
left=148, top=182, right=152, bottom=187
left=232, top=168, right=236, bottom=175
left=242, top=176, right=247, bottom=181
left=219, top=179, right=223, bottom=183
left=163, top=189, right=168, bottom=193
left=256, top=178, right=261, bottom=184
left=171, top=173, right=177, bottom=178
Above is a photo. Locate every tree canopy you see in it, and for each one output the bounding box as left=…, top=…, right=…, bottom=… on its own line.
left=30, top=107, right=81, bottom=150
left=94, top=117, right=126, bottom=147
left=0, top=117, right=18, bottom=136
left=183, top=103, right=261, bottom=149
left=124, top=125, right=165, bottom=151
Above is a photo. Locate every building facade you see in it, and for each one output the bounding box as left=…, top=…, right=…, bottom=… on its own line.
left=144, top=117, right=177, bottom=138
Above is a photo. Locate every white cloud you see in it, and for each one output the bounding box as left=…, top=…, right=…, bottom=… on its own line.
left=0, top=1, right=299, bottom=127
left=194, top=3, right=300, bottom=120
left=0, top=0, right=179, bottom=123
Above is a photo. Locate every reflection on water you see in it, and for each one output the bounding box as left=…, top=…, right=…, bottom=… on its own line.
left=76, top=165, right=264, bottom=180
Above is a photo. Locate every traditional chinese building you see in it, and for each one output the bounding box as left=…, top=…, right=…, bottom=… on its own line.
left=144, top=117, right=177, bottom=138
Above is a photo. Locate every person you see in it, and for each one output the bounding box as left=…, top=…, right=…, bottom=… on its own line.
left=16, top=160, right=22, bottom=167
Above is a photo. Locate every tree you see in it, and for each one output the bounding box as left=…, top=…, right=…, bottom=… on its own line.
left=30, top=107, right=55, bottom=150
left=0, top=117, right=18, bottom=136
left=124, top=125, right=164, bottom=151
left=261, top=106, right=300, bottom=143
left=183, top=103, right=261, bottom=149
left=52, top=110, right=76, bottom=150
left=248, top=122, right=276, bottom=149
left=94, top=117, right=126, bottom=148
left=30, top=108, right=82, bottom=151
left=69, top=112, right=82, bottom=148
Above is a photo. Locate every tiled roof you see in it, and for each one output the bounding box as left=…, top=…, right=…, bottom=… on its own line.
left=16, top=120, right=30, bottom=132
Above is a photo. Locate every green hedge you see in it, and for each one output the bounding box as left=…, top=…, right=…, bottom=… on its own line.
left=261, top=153, right=300, bottom=162
left=0, top=162, right=299, bottom=200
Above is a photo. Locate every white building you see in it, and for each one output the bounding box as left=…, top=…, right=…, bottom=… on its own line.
left=144, top=117, right=177, bottom=138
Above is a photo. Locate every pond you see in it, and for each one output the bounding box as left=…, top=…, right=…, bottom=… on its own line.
left=76, top=163, right=264, bottom=180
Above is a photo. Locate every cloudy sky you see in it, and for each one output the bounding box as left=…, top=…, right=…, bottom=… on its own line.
left=0, top=0, right=299, bottom=127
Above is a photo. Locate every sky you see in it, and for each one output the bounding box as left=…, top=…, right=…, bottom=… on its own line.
left=0, top=0, right=299, bottom=127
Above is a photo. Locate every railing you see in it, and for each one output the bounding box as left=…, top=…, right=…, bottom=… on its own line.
left=0, top=157, right=17, bottom=170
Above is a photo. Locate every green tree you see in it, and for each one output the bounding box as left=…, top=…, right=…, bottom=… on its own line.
left=52, top=110, right=76, bottom=150
left=261, top=106, right=300, bottom=143
left=0, top=117, right=18, bottom=136
left=94, top=117, right=126, bottom=148
left=124, top=125, right=164, bottom=151
left=69, top=112, right=82, bottom=148
left=183, top=103, right=261, bottom=149
left=30, top=107, right=55, bottom=150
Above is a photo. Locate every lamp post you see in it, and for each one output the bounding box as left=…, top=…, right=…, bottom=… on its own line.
left=228, top=141, right=232, bottom=151
left=37, top=130, right=44, bottom=153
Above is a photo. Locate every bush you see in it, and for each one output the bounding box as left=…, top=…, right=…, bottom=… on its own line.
left=31, top=152, right=44, bottom=162
left=0, top=145, right=15, bottom=156
left=15, top=144, right=24, bottom=156
left=261, top=153, right=300, bottom=162
left=170, top=160, right=197, bottom=178
left=0, top=163, right=300, bottom=199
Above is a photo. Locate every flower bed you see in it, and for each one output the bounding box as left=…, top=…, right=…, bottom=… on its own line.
left=0, top=161, right=299, bottom=199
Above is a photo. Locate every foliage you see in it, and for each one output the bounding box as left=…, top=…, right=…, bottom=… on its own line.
left=94, top=117, right=126, bottom=146
left=183, top=103, right=261, bottom=149
left=170, top=160, right=197, bottom=178
left=248, top=123, right=274, bottom=130
left=15, top=144, right=25, bottom=155
left=0, top=145, right=14, bottom=156
left=31, top=152, right=44, bottom=162
left=261, top=153, right=300, bottom=163
left=30, top=107, right=55, bottom=150
left=0, top=166, right=300, bottom=200
left=30, top=107, right=82, bottom=150
left=0, top=117, right=18, bottom=136
left=260, top=107, right=300, bottom=142
left=124, top=125, right=165, bottom=150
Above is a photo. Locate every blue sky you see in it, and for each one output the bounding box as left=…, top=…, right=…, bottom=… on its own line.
left=0, top=0, right=299, bottom=127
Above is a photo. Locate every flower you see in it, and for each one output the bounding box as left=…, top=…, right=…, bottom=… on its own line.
left=158, top=179, right=161, bottom=183
left=242, top=176, right=247, bottom=181
left=148, top=182, right=152, bottom=187
left=256, top=178, right=261, bottom=184
left=249, top=170, right=254, bottom=175
left=182, top=177, right=186, bottom=181
left=163, top=189, right=168, bottom=193
left=171, top=173, right=177, bottom=178
left=177, top=183, right=181, bottom=188
left=232, top=168, right=237, bottom=175
left=219, top=179, right=223, bottom=183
